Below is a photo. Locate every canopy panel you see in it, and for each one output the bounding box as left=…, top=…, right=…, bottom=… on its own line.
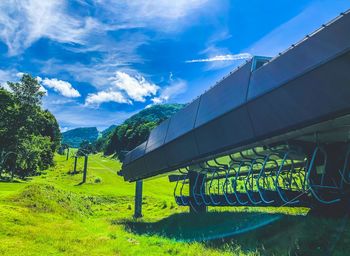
left=121, top=10, right=350, bottom=182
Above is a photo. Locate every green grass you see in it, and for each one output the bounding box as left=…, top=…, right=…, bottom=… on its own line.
left=0, top=153, right=350, bottom=255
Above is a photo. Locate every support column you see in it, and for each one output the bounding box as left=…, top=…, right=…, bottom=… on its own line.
left=82, top=155, right=88, bottom=183
left=307, top=143, right=344, bottom=187
left=134, top=180, right=143, bottom=218
left=189, top=170, right=207, bottom=214
left=308, top=143, right=349, bottom=216
left=73, top=156, right=77, bottom=174
left=322, top=143, right=344, bottom=186
left=66, top=148, right=70, bottom=161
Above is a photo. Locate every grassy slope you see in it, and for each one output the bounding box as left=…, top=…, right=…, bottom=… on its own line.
left=0, top=154, right=350, bottom=256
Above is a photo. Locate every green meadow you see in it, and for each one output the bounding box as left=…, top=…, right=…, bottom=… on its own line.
left=1, top=153, right=349, bottom=256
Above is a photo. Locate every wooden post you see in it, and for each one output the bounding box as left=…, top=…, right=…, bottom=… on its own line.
left=73, top=156, right=77, bottom=174
left=82, top=155, right=88, bottom=183
left=134, top=180, right=143, bottom=218
left=66, top=148, right=69, bottom=161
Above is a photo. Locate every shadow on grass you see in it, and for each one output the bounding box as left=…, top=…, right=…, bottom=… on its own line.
left=119, top=211, right=283, bottom=242
left=75, top=181, right=85, bottom=186
left=0, top=178, right=22, bottom=183
left=0, top=176, right=31, bottom=182
left=67, top=170, right=82, bottom=175
left=119, top=211, right=350, bottom=256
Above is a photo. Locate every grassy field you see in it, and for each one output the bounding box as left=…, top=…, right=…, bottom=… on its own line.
left=0, top=153, right=350, bottom=255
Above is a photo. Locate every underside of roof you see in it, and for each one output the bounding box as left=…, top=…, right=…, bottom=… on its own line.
left=120, top=10, right=350, bottom=182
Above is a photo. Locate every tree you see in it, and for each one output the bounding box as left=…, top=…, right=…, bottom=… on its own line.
left=102, top=104, right=184, bottom=158
left=7, top=74, right=45, bottom=106
left=0, top=74, right=60, bottom=179
left=77, top=140, right=95, bottom=156
left=35, top=110, right=61, bottom=152
left=15, top=135, right=53, bottom=178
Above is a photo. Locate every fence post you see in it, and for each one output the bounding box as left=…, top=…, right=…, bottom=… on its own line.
left=82, top=155, right=88, bottom=183
left=134, top=180, right=143, bottom=218
left=66, top=148, right=70, bottom=161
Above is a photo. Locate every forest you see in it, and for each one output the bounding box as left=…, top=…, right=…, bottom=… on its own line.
left=96, top=103, right=184, bottom=157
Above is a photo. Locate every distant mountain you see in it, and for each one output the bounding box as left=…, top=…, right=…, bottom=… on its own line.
left=62, top=127, right=99, bottom=148
left=102, top=104, right=184, bottom=156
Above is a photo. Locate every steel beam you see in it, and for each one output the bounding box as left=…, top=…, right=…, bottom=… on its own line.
left=134, top=180, right=143, bottom=218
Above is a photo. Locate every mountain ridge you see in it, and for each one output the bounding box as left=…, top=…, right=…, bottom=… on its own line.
left=61, top=127, right=99, bottom=148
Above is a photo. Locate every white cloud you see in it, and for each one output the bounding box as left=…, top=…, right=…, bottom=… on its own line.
left=53, top=103, right=138, bottom=130
left=0, top=69, right=17, bottom=89
left=130, top=0, right=208, bottom=19
left=110, top=71, right=159, bottom=102
left=84, top=71, right=159, bottom=106
left=151, top=80, right=187, bottom=105
left=48, top=98, right=74, bottom=105
left=0, top=0, right=106, bottom=55
left=0, top=0, right=214, bottom=56
left=41, top=78, right=80, bottom=98
left=85, top=90, right=131, bottom=106
left=186, top=53, right=252, bottom=63
left=39, top=32, right=147, bottom=89
left=96, top=0, right=211, bottom=31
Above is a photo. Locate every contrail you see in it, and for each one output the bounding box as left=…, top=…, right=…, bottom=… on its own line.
left=185, top=53, right=252, bottom=63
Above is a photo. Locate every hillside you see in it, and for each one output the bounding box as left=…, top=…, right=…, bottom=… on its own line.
left=1, top=153, right=349, bottom=255
left=102, top=104, right=184, bottom=156
left=101, top=125, right=117, bottom=137
left=62, top=127, right=99, bottom=148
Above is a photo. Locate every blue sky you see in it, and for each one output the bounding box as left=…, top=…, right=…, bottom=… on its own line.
left=0, top=0, right=349, bottom=131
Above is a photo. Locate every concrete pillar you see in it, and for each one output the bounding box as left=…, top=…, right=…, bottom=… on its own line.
left=134, top=180, right=143, bottom=218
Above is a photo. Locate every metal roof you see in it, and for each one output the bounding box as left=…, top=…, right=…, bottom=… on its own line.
left=121, top=10, right=350, bottom=181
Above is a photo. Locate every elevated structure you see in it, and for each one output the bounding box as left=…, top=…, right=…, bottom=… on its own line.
left=120, top=10, right=350, bottom=213
left=121, top=10, right=350, bottom=181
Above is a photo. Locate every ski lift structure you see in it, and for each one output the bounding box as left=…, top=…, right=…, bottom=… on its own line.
left=72, top=149, right=89, bottom=184
left=59, top=144, right=70, bottom=161
left=119, top=10, right=350, bottom=216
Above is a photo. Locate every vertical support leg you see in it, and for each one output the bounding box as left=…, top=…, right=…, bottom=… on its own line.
left=189, top=171, right=207, bottom=213
left=134, top=180, right=143, bottom=218
left=82, top=155, right=88, bottom=183
left=322, top=143, right=343, bottom=186
left=66, top=148, right=69, bottom=161
left=308, top=143, right=349, bottom=216
left=73, top=156, right=77, bottom=174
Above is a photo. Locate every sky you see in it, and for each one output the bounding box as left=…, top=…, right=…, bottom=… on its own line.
left=0, top=0, right=349, bottom=131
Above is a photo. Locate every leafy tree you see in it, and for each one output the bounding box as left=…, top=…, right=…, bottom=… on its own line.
left=15, top=135, right=53, bottom=178
left=35, top=110, right=61, bottom=152
left=0, top=89, right=19, bottom=151
left=0, top=74, right=60, bottom=179
left=77, top=140, right=95, bottom=156
left=7, top=74, right=45, bottom=106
